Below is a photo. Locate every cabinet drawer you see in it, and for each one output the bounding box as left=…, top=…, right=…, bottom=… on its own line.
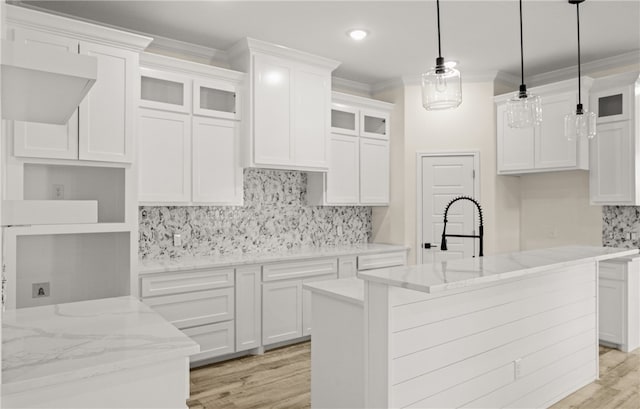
left=184, top=321, right=235, bottom=362
left=358, top=251, right=406, bottom=271
left=141, top=268, right=234, bottom=297
left=600, top=262, right=625, bottom=281
left=262, top=258, right=338, bottom=282
left=143, top=288, right=234, bottom=329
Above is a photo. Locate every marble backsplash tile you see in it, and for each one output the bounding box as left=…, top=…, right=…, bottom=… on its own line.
left=602, top=205, right=640, bottom=248
left=139, top=168, right=372, bottom=259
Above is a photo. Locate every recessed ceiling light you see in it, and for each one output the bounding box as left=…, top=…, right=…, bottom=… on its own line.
left=348, top=29, right=368, bottom=41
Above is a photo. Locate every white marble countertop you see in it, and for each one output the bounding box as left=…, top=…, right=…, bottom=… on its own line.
left=303, top=278, right=364, bottom=306
left=2, top=296, right=199, bottom=395
left=358, top=246, right=639, bottom=294
left=139, top=243, right=408, bottom=274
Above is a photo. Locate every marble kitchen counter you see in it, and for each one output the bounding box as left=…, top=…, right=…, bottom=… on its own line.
left=139, top=243, right=408, bottom=274
left=359, top=245, right=639, bottom=294
left=2, top=296, right=199, bottom=396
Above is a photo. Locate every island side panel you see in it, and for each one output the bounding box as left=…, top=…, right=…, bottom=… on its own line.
left=365, top=262, right=599, bottom=408
left=364, top=281, right=392, bottom=408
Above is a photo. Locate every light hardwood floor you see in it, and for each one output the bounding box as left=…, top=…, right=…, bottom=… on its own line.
left=188, top=342, right=639, bottom=409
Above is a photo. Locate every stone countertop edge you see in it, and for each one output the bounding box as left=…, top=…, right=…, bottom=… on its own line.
left=138, top=243, right=409, bottom=275
left=303, top=278, right=364, bottom=306
left=357, top=246, right=640, bottom=295
left=2, top=296, right=200, bottom=395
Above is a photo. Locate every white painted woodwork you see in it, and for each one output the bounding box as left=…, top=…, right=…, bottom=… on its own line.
left=1, top=200, right=97, bottom=226
left=359, top=109, right=389, bottom=140
left=2, top=358, right=190, bottom=409
left=184, top=321, right=235, bottom=362
left=495, top=78, right=592, bottom=174
left=359, top=138, right=389, bottom=204
left=11, top=28, right=79, bottom=160
left=419, top=154, right=477, bottom=264
left=338, top=256, right=358, bottom=279
left=143, top=288, right=234, bottom=329
left=138, top=108, right=191, bottom=203
left=301, top=273, right=337, bottom=336
left=330, top=103, right=359, bottom=136
left=262, top=280, right=302, bottom=344
left=261, top=258, right=338, bottom=282
left=599, top=258, right=640, bottom=352
left=140, top=269, right=234, bottom=298
left=235, top=266, right=262, bottom=351
left=252, top=53, right=293, bottom=167
left=78, top=41, right=136, bottom=163
left=588, top=72, right=639, bottom=205
left=228, top=38, right=339, bottom=171
left=193, top=78, right=240, bottom=120
left=357, top=251, right=406, bottom=271
left=191, top=116, right=243, bottom=205
left=140, top=68, right=191, bottom=113
left=310, top=293, right=364, bottom=409
left=364, top=262, right=599, bottom=408
left=325, top=134, right=359, bottom=204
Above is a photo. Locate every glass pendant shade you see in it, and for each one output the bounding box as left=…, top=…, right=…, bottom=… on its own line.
left=506, top=88, right=542, bottom=128
left=421, top=59, right=462, bottom=111
left=564, top=105, right=596, bottom=140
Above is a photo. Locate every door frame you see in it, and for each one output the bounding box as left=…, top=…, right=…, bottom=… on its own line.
left=416, top=151, right=481, bottom=265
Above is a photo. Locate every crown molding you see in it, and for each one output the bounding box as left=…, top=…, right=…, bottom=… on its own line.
left=528, top=50, right=640, bottom=87
left=140, top=52, right=244, bottom=83
left=146, top=35, right=228, bottom=66
left=331, top=77, right=372, bottom=96
left=332, top=91, right=394, bottom=110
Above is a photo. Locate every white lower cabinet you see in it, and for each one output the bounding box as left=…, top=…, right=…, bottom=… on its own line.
left=262, top=280, right=302, bottom=344
left=184, top=321, right=235, bottom=362
left=235, top=266, right=262, bottom=351
left=302, top=273, right=338, bottom=336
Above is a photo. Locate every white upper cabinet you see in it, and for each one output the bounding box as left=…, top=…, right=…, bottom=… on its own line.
left=495, top=78, right=592, bottom=175
left=589, top=72, right=640, bottom=205
left=228, top=38, right=340, bottom=172
left=307, top=92, right=393, bottom=206
left=7, top=12, right=151, bottom=164
left=137, top=53, right=245, bottom=206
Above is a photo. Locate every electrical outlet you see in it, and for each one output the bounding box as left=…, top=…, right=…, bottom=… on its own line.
left=173, top=233, right=182, bottom=247
left=337, top=225, right=343, bottom=236
left=514, top=358, right=522, bottom=379
left=32, top=282, right=50, bottom=298
left=53, top=184, right=64, bottom=200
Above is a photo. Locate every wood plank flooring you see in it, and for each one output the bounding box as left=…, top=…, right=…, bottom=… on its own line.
left=188, top=342, right=639, bottom=409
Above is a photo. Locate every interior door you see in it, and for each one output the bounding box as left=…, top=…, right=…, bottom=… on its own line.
left=420, top=155, right=477, bottom=264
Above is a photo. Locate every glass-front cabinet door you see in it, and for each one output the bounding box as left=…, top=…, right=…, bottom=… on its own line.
left=193, top=79, right=240, bottom=120
left=140, top=68, right=191, bottom=113
left=591, top=86, right=631, bottom=124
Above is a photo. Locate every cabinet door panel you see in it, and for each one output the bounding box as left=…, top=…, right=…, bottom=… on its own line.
left=12, top=28, right=79, bottom=160
left=360, top=109, right=389, bottom=140
left=326, top=135, right=359, bottom=204
left=331, top=104, right=359, bottom=136
left=496, top=104, right=535, bottom=173
left=294, top=66, right=329, bottom=169
left=262, top=280, right=301, bottom=345
left=535, top=92, right=578, bottom=169
left=302, top=273, right=338, bottom=336
left=599, top=279, right=625, bottom=344
left=235, top=266, right=262, bottom=352
left=79, top=42, right=136, bottom=162
left=253, top=54, right=292, bottom=166
left=192, top=117, right=243, bottom=205
left=138, top=109, right=191, bottom=203
left=360, top=138, right=389, bottom=205
left=589, top=121, right=633, bottom=204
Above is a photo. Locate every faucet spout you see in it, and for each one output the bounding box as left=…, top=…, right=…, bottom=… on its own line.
left=440, top=196, right=484, bottom=257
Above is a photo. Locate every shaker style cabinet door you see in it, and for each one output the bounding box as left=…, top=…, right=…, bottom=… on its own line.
left=326, top=134, right=359, bottom=204
left=262, top=280, right=302, bottom=345
left=191, top=116, right=243, bottom=205
left=360, top=138, right=390, bottom=205
left=589, top=121, right=634, bottom=204
left=79, top=41, right=137, bottom=163
left=138, top=109, right=191, bottom=203
left=534, top=92, right=578, bottom=169
left=11, top=28, right=79, bottom=160
left=496, top=103, right=535, bottom=173
left=235, top=266, right=262, bottom=352
left=252, top=53, right=293, bottom=167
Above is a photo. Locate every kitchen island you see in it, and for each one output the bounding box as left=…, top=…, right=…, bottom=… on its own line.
left=305, top=245, right=638, bottom=409
left=2, top=296, right=199, bottom=409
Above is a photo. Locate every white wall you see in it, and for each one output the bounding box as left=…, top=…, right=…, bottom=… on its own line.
left=372, top=81, right=520, bottom=264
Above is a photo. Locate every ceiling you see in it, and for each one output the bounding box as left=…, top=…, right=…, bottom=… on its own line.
left=14, top=1, right=640, bottom=86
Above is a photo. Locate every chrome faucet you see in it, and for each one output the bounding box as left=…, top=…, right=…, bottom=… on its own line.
left=440, top=196, right=484, bottom=257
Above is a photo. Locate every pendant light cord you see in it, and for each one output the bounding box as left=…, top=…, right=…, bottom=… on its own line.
left=436, top=0, right=442, bottom=59
left=576, top=2, right=582, bottom=105
left=519, top=0, right=524, bottom=86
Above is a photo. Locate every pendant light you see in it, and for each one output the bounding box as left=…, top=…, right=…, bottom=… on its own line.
left=421, top=0, right=462, bottom=111
left=564, top=0, right=596, bottom=140
left=506, top=0, right=542, bottom=128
